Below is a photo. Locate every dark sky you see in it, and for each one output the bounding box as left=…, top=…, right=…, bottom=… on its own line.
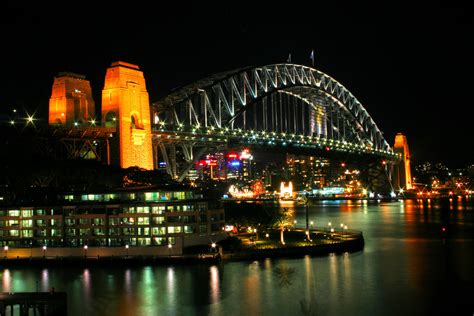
left=1, top=1, right=473, bottom=168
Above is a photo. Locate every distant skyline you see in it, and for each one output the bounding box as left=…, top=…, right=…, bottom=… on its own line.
left=1, top=1, right=473, bottom=167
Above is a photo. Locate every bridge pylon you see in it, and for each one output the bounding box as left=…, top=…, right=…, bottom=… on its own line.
left=101, top=61, right=153, bottom=170
left=48, top=72, right=95, bottom=125
left=393, top=133, right=413, bottom=190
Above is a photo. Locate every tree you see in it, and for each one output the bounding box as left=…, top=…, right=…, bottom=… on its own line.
left=272, top=207, right=293, bottom=245
left=223, top=201, right=276, bottom=232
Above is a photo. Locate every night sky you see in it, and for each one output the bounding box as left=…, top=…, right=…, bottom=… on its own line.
left=1, top=1, right=473, bottom=168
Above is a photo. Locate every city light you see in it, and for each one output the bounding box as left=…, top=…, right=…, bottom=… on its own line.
left=26, top=115, right=35, bottom=124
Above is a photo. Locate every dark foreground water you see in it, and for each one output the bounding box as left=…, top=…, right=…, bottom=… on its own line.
left=1, top=199, right=473, bottom=316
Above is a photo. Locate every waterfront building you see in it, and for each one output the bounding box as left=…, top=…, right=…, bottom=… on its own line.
left=0, top=186, right=226, bottom=255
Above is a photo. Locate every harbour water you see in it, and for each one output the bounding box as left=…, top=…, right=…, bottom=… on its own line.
left=1, top=199, right=473, bottom=315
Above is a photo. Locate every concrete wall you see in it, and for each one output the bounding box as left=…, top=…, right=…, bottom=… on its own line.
left=3, top=239, right=183, bottom=259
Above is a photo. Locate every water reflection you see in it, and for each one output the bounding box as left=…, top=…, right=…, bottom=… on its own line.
left=301, top=255, right=317, bottom=316
left=2, top=269, right=11, bottom=292
left=41, top=268, right=49, bottom=292
left=0, top=199, right=472, bottom=316
left=209, top=265, right=220, bottom=304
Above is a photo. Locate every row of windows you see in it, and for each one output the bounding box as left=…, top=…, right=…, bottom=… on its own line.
left=62, top=191, right=194, bottom=203
left=0, top=204, right=210, bottom=217
left=0, top=219, right=61, bottom=227
left=0, top=214, right=225, bottom=227
left=0, top=225, right=198, bottom=237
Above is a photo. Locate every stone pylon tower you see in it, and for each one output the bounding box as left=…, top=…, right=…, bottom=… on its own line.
left=393, top=133, right=413, bottom=190
left=101, top=61, right=154, bottom=170
left=48, top=72, right=95, bottom=125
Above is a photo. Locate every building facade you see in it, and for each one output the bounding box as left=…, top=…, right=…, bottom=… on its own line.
left=0, top=187, right=225, bottom=254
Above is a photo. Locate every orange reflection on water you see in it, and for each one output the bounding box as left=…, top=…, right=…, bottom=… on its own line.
left=2, top=269, right=11, bottom=292
left=243, top=263, right=262, bottom=315
left=209, top=265, right=220, bottom=304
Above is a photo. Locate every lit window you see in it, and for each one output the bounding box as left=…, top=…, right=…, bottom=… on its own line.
left=167, top=226, right=182, bottom=234
left=8, top=210, right=20, bottom=217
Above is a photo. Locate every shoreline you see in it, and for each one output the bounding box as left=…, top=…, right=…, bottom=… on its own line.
left=0, top=233, right=364, bottom=267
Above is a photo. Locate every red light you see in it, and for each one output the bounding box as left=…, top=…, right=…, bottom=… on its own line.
left=325, top=147, right=330, bottom=151
left=228, top=153, right=238, bottom=158
left=442, top=227, right=446, bottom=232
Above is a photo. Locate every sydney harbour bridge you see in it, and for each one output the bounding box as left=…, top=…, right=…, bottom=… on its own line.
left=35, top=61, right=410, bottom=193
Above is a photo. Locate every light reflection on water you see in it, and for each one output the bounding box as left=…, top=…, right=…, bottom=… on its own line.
left=0, top=199, right=473, bottom=315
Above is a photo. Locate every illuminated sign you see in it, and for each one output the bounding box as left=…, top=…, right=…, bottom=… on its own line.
left=196, top=159, right=217, bottom=167
left=229, top=160, right=241, bottom=167
left=240, top=148, right=253, bottom=160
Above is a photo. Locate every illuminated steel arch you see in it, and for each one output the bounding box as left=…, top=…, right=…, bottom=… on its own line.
left=152, top=63, right=397, bottom=180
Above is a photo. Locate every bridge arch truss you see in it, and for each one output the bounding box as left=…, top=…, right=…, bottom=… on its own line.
left=152, top=63, right=397, bottom=180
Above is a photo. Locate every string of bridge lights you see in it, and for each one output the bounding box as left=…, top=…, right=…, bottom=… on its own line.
left=6, top=108, right=37, bottom=126
left=4, top=108, right=400, bottom=160
left=5, top=108, right=99, bottom=127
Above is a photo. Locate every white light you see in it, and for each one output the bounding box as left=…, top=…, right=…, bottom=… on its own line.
left=10, top=120, right=14, bottom=125
left=74, top=122, right=78, bottom=126
left=84, top=245, right=88, bottom=250
left=4, top=246, right=8, bottom=251
left=42, top=245, right=47, bottom=250
left=27, top=116, right=34, bottom=123
left=211, top=242, right=216, bottom=248
left=125, top=245, right=129, bottom=249
left=168, top=244, right=172, bottom=249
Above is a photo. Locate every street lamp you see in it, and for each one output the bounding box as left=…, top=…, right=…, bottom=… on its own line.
left=125, top=244, right=129, bottom=257
left=42, top=245, right=47, bottom=258
left=4, top=245, right=8, bottom=258
left=83, top=245, right=88, bottom=258
left=328, top=222, right=332, bottom=232
left=343, top=225, right=348, bottom=239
